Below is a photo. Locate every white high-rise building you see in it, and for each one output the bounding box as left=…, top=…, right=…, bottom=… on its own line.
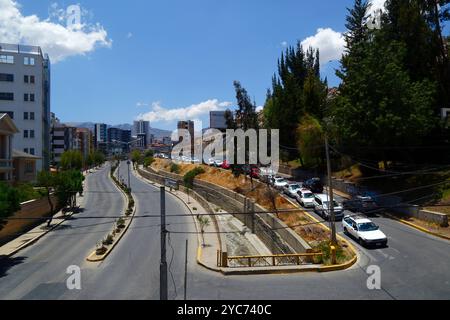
left=0, top=43, right=51, bottom=171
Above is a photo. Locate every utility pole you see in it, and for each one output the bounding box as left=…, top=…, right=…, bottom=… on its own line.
left=184, top=239, right=188, bottom=300
left=325, top=136, right=337, bottom=245
left=160, top=186, right=168, bottom=300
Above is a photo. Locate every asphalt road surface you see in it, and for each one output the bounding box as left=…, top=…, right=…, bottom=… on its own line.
left=0, top=163, right=449, bottom=300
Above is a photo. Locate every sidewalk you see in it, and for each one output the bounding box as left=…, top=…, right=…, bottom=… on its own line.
left=0, top=169, right=92, bottom=259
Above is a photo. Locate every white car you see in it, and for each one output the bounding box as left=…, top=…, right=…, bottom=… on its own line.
left=284, top=183, right=303, bottom=198
left=207, top=158, right=217, bottom=166
left=343, top=216, right=388, bottom=247
left=273, top=177, right=288, bottom=189
left=296, top=189, right=315, bottom=208
left=313, top=194, right=344, bottom=220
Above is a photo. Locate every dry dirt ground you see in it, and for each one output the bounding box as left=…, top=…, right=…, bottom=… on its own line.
left=152, top=159, right=354, bottom=262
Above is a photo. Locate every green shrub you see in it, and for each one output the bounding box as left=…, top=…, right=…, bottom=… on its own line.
left=170, top=163, right=181, bottom=174
left=183, top=167, right=205, bottom=189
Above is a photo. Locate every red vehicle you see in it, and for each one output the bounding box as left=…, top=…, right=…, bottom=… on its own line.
left=250, top=167, right=260, bottom=179
left=221, top=160, right=231, bottom=170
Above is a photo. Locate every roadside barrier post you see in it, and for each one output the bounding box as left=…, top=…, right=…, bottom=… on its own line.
left=330, top=246, right=337, bottom=265
left=221, top=251, right=228, bottom=268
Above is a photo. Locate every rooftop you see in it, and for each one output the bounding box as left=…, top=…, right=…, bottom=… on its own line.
left=0, top=43, right=43, bottom=56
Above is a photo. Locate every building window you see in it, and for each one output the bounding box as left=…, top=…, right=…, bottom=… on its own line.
left=30, top=130, right=35, bottom=138
left=25, top=161, right=33, bottom=174
left=0, top=73, right=14, bottom=82
left=0, top=92, right=14, bottom=101
left=0, top=111, right=13, bottom=119
left=30, top=75, right=35, bottom=83
left=24, top=112, right=28, bottom=120
left=29, top=148, right=35, bottom=155
left=24, top=57, right=35, bottom=66
left=24, top=93, right=35, bottom=102
left=24, top=130, right=29, bottom=138
left=0, top=55, right=14, bottom=64
left=24, top=148, right=28, bottom=154
left=30, top=112, right=35, bottom=120
left=24, top=75, right=29, bottom=83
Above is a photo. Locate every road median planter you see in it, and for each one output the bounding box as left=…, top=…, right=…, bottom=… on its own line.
left=86, top=164, right=137, bottom=262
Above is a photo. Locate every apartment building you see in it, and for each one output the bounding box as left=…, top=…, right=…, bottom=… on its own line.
left=0, top=113, right=19, bottom=182
left=107, top=127, right=131, bottom=153
left=77, top=128, right=93, bottom=160
left=0, top=43, right=51, bottom=171
left=51, top=121, right=79, bottom=166
left=177, top=120, right=195, bottom=155
left=94, top=123, right=108, bottom=154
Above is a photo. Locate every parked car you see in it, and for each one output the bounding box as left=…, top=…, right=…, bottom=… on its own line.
left=273, top=177, right=289, bottom=190
left=296, top=189, right=315, bottom=208
left=313, top=194, right=344, bottom=220
left=221, top=160, right=231, bottom=170
left=304, top=178, right=324, bottom=194
left=207, top=158, right=217, bottom=166
left=343, top=196, right=380, bottom=214
left=343, top=215, right=388, bottom=247
left=284, top=183, right=303, bottom=198
left=250, top=167, right=260, bottom=179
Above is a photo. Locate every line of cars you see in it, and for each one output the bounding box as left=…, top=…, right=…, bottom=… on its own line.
left=274, top=177, right=388, bottom=248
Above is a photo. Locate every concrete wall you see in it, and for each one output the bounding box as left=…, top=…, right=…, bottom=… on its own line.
left=139, top=167, right=312, bottom=254
left=0, top=194, right=58, bottom=246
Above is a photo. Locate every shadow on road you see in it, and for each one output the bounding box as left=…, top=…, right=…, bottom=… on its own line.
left=0, top=256, right=27, bottom=278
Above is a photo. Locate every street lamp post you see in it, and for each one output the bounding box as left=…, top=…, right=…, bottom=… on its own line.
left=127, top=160, right=131, bottom=191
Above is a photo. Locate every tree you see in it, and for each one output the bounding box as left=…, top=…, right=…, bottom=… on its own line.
left=233, top=81, right=259, bottom=131
left=0, top=183, right=21, bottom=230
left=264, top=42, right=327, bottom=159
left=60, top=150, right=83, bottom=171
left=37, top=171, right=56, bottom=228
left=197, top=215, right=210, bottom=247
left=92, top=151, right=105, bottom=167
left=131, top=150, right=142, bottom=169
left=297, top=115, right=325, bottom=168
left=331, top=0, right=440, bottom=166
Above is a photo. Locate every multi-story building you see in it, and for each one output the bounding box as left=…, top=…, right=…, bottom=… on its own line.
left=94, top=123, right=108, bottom=153
left=162, top=136, right=172, bottom=146
left=177, top=120, right=195, bottom=155
left=0, top=43, right=51, bottom=171
left=50, top=120, right=78, bottom=166
left=76, top=128, right=93, bottom=160
left=210, top=111, right=228, bottom=131
left=133, top=120, right=150, bottom=138
left=0, top=113, right=19, bottom=182
left=108, top=127, right=132, bottom=153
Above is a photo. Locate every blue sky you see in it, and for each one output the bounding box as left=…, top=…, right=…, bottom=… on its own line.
left=4, top=0, right=446, bottom=130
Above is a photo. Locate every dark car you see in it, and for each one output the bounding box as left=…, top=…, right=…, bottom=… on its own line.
left=343, top=196, right=380, bottom=214
left=304, top=178, right=324, bottom=194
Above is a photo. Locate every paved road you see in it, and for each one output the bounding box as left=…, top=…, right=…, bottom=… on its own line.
left=1, top=164, right=449, bottom=300
left=0, top=164, right=127, bottom=299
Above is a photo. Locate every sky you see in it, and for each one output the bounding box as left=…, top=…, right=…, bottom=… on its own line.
left=1, top=0, right=445, bottom=130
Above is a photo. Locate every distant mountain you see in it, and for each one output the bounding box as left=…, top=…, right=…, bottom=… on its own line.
left=64, top=122, right=172, bottom=139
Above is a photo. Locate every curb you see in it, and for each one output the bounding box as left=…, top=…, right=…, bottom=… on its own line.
left=138, top=168, right=358, bottom=275
left=384, top=212, right=450, bottom=241
left=283, top=195, right=360, bottom=271
left=86, top=166, right=136, bottom=262
left=1, top=171, right=92, bottom=259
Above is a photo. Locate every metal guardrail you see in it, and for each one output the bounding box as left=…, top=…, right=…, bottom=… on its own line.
left=217, top=251, right=323, bottom=268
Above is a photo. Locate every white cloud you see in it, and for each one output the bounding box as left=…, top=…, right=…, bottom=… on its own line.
left=301, top=28, right=345, bottom=65
left=368, top=0, right=387, bottom=15
left=126, top=32, right=133, bottom=39
left=256, top=106, right=264, bottom=112
left=136, top=102, right=149, bottom=107
left=136, top=99, right=232, bottom=123
left=0, top=0, right=111, bottom=63
left=281, top=41, right=288, bottom=48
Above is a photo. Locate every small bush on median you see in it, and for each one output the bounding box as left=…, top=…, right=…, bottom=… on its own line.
left=102, top=234, right=114, bottom=246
